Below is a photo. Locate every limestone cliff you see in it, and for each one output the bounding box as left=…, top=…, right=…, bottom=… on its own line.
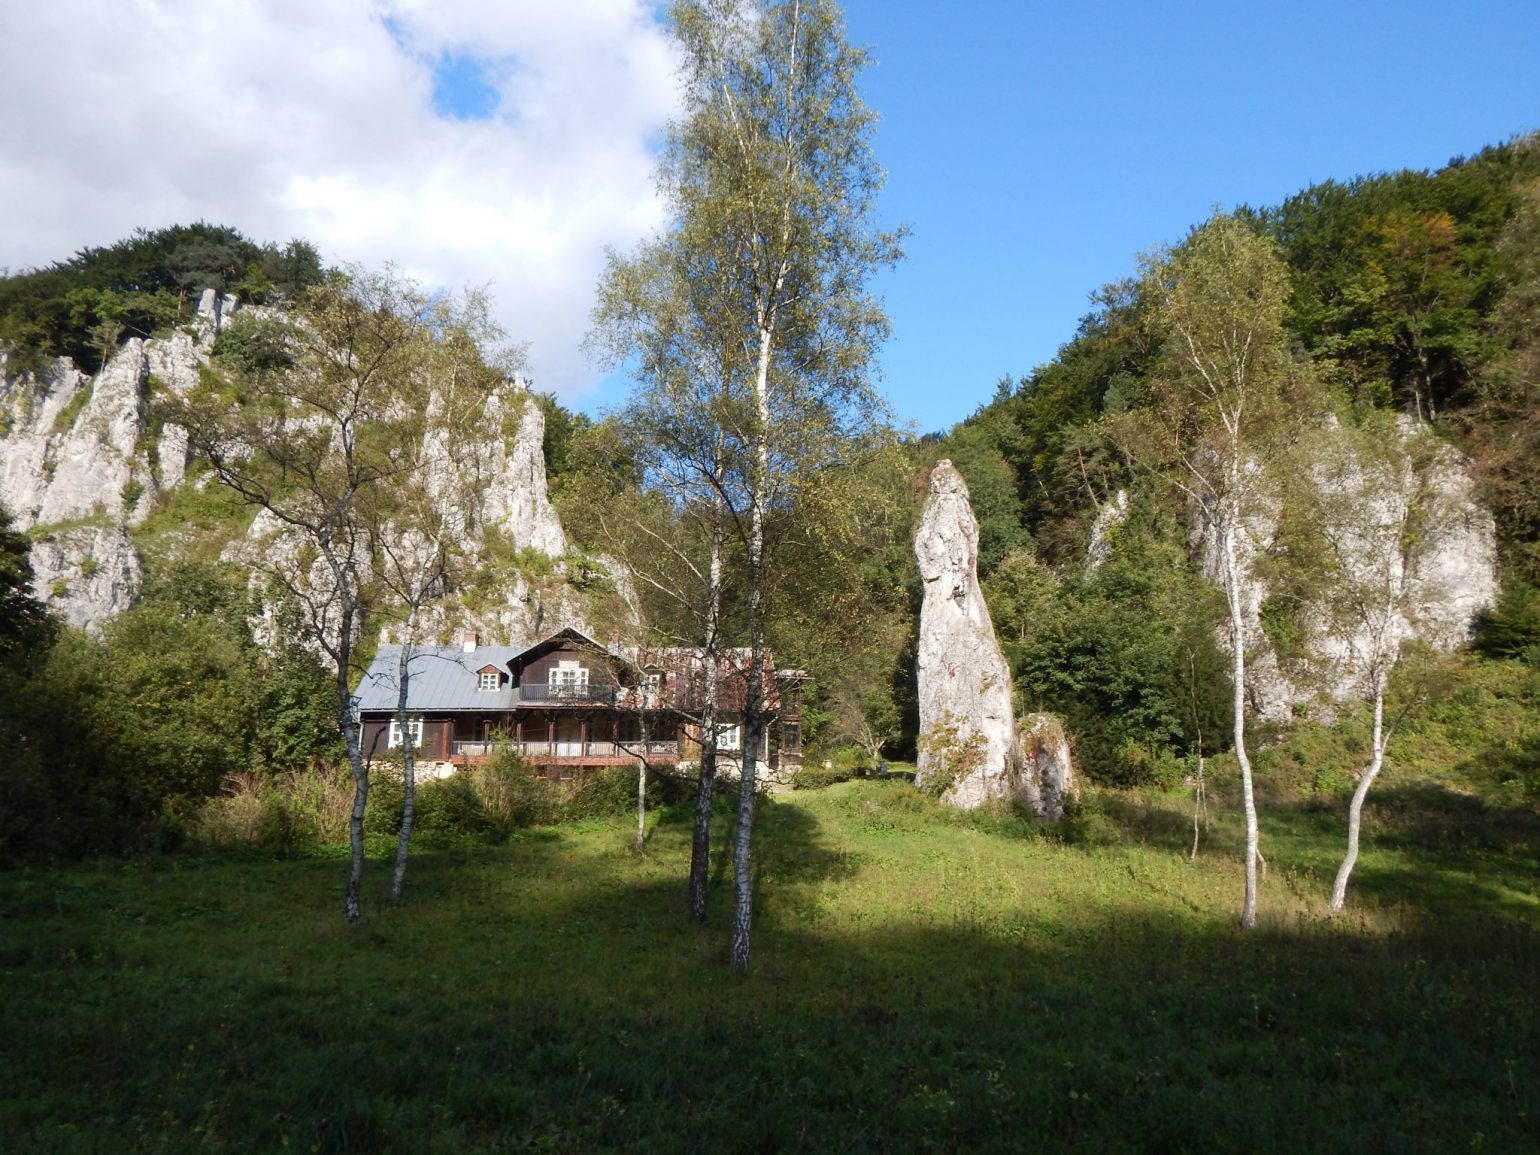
left=1190, top=418, right=1497, bottom=721
left=0, top=293, right=605, bottom=640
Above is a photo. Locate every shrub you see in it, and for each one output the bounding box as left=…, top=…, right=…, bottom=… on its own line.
left=467, top=752, right=562, bottom=830
left=1051, top=793, right=1122, bottom=847
left=188, top=767, right=352, bottom=850
left=414, top=775, right=493, bottom=834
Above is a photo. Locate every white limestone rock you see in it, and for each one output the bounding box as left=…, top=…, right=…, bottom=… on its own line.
left=1192, top=419, right=1498, bottom=721
left=2, top=308, right=619, bottom=642
left=478, top=385, right=569, bottom=560
left=1015, top=712, right=1079, bottom=822
left=913, top=460, right=1024, bottom=808
left=29, top=524, right=142, bottom=634
left=1084, top=488, right=1129, bottom=576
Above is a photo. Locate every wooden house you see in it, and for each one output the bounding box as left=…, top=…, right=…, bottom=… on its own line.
left=355, top=626, right=803, bottom=782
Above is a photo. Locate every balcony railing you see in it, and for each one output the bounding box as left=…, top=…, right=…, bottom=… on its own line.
left=452, top=739, right=680, bottom=760
left=516, top=683, right=619, bottom=705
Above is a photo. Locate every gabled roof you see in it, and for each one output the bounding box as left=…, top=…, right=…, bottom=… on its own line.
left=505, top=625, right=622, bottom=674
left=355, top=644, right=525, bottom=713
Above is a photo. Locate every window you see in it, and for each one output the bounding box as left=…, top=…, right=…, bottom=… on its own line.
left=477, top=671, right=500, bottom=692
left=549, top=660, right=589, bottom=698
left=716, top=723, right=741, bottom=752
left=643, top=670, right=663, bottom=696
left=781, top=723, right=801, bottom=751
left=388, top=717, right=424, bottom=749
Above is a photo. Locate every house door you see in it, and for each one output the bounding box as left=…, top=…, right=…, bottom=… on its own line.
left=554, top=718, right=583, bottom=757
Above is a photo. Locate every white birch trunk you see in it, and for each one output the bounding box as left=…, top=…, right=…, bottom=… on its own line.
left=1221, top=516, right=1260, bottom=929
left=1330, top=671, right=1387, bottom=912
left=336, top=596, right=368, bottom=924
left=343, top=680, right=368, bottom=923
left=390, top=618, right=418, bottom=902
left=635, top=756, right=647, bottom=855
left=729, top=323, right=774, bottom=974
left=688, top=515, right=726, bottom=921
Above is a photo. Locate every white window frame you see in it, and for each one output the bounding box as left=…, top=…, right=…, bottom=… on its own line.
left=477, top=671, right=500, bottom=692
left=387, top=717, right=424, bottom=749
left=716, top=723, right=741, bottom=752
left=549, top=660, right=589, bottom=688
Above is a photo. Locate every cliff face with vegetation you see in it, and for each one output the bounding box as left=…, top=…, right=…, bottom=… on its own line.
left=0, top=291, right=601, bottom=642
left=934, top=136, right=1540, bottom=789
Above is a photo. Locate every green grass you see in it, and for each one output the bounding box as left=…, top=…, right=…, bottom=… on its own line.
left=2, top=781, right=1536, bottom=1153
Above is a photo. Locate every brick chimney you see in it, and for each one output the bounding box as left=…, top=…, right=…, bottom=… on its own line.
left=462, top=629, right=478, bottom=653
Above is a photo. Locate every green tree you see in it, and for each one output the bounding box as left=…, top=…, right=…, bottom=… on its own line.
left=1113, top=214, right=1309, bottom=928
left=0, top=503, right=55, bottom=657
left=1470, top=174, right=1540, bottom=582
left=169, top=267, right=449, bottom=921
left=1304, top=418, right=1469, bottom=911
left=363, top=288, right=515, bottom=902
left=594, top=0, right=900, bottom=969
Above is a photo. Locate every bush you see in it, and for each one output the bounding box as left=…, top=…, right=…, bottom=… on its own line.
left=1108, top=741, right=1186, bottom=789
left=188, top=767, right=352, bottom=850
left=794, top=748, right=869, bottom=790
left=793, top=764, right=857, bottom=790
left=414, top=775, right=493, bottom=834
left=467, top=752, right=563, bottom=830
left=1051, top=793, right=1122, bottom=847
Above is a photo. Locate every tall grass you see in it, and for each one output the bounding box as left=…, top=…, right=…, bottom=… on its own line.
left=187, top=766, right=354, bottom=849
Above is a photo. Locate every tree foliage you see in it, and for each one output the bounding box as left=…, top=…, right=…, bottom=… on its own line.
left=0, top=223, right=323, bottom=373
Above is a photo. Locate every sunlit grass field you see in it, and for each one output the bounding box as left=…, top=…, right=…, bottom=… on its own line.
left=3, top=778, right=1536, bottom=1153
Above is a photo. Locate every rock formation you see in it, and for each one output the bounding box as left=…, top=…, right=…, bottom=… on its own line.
left=0, top=298, right=615, bottom=641
left=1191, top=417, right=1497, bottom=721
left=1015, top=713, right=1077, bottom=823
left=915, top=459, right=1076, bottom=816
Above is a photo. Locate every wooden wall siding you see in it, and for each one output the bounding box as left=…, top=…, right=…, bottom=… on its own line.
left=521, top=650, right=620, bottom=687
left=359, top=718, right=452, bottom=759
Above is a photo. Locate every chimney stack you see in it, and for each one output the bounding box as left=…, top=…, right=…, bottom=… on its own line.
left=462, top=629, right=478, bottom=653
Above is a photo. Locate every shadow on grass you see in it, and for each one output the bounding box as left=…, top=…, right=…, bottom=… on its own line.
left=2, top=794, right=1536, bottom=1154
left=1097, top=783, right=1540, bottom=925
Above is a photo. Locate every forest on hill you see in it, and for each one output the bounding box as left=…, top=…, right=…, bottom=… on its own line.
left=918, top=134, right=1540, bottom=794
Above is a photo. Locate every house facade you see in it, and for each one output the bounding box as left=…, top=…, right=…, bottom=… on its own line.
left=355, top=627, right=803, bottom=783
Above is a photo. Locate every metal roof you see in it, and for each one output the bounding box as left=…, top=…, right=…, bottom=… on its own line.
left=354, top=644, right=525, bottom=713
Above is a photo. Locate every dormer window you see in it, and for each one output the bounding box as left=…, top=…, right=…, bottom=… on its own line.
left=478, top=671, right=500, bottom=692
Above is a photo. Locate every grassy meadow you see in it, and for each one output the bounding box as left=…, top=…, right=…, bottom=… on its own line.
left=2, top=775, right=1537, bottom=1153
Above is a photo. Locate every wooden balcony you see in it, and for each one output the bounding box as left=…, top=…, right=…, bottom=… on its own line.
left=514, top=683, right=619, bottom=706
left=451, top=739, right=679, bottom=762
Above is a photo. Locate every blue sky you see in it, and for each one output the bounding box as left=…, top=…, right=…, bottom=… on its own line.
left=4, top=1, right=1538, bottom=438
left=610, top=0, right=1539, bottom=436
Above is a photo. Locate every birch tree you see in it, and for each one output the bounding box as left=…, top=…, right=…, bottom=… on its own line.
left=593, top=0, right=900, bottom=966
left=172, top=268, right=509, bottom=921
left=587, top=284, right=742, bottom=919
left=1305, top=419, right=1454, bottom=911
left=368, top=295, right=514, bottom=901
left=1116, top=214, right=1308, bottom=929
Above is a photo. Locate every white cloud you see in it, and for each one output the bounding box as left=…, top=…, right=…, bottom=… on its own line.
left=0, top=0, right=680, bottom=403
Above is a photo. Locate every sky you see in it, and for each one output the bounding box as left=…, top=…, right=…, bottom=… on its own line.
left=3, top=1, right=1538, bottom=436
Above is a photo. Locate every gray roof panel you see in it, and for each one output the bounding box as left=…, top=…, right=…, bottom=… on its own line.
left=355, top=645, right=525, bottom=712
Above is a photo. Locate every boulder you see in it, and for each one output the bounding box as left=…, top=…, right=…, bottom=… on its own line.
left=1015, top=712, right=1078, bottom=822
